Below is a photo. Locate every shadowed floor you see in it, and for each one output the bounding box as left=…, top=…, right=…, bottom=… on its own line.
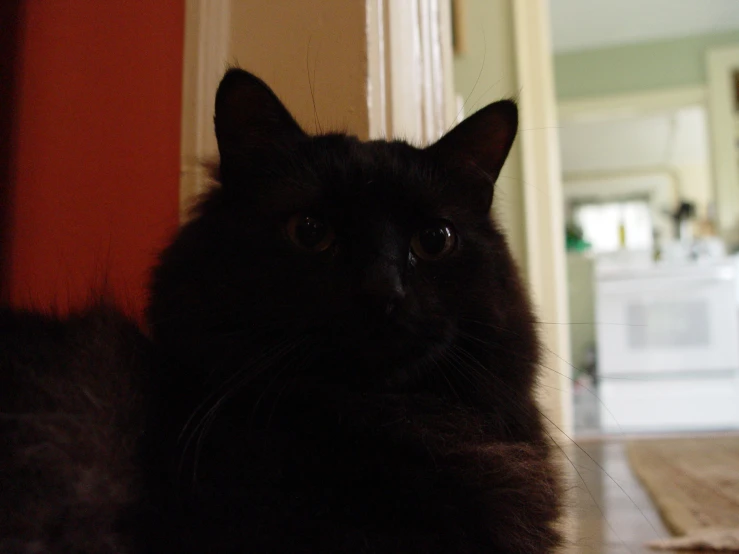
left=563, top=439, right=678, bottom=554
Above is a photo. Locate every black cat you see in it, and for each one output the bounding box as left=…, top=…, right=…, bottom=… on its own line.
left=0, top=69, right=561, bottom=553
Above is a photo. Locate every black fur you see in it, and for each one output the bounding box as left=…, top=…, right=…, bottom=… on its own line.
left=0, top=69, right=561, bottom=553
left=0, top=304, right=149, bottom=553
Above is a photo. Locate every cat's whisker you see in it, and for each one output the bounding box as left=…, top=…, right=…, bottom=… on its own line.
left=457, top=317, right=629, bottom=435
left=432, top=351, right=464, bottom=401
left=535, top=406, right=665, bottom=550
left=177, top=335, right=295, bottom=443
left=189, top=336, right=321, bottom=485
left=191, top=335, right=305, bottom=435
left=445, top=333, right=660, bottom=550
left=442, top=347, right=626, bottom=549
left=447, top=346, right=519, bottom=437
left=185, top=361, right=295, bottom=485
left=444, top=348, right=491, bottom=399
left=177, top=335, right=307, bottom=485
left=536, top=417, right=637, bottom=554
left=265, top=344, right=322, bottom=431
left=306, top=35, right=322, bottom=135
left=249, top=336, right=313, bottom=422
left=448, top=31, right=487, bottom=134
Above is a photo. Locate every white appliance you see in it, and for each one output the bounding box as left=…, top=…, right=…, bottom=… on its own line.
left=595, top=260, right=739, bottom=433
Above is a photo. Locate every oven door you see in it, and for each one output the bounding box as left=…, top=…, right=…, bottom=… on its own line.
left=595, top=264, right=739, bottom=377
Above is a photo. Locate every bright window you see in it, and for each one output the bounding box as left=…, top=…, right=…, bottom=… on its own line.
left=573, top=200, right=653, bottom=253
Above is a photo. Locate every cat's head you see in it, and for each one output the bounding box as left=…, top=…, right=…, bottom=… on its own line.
left=149, top=69, right=538, bottom=407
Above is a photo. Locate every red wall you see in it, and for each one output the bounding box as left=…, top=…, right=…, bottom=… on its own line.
left=2, top=0, right=184, bottom=318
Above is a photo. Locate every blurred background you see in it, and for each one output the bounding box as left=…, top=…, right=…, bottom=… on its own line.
left=552, top=1, right=739, bottom=440
left=545, top=2, right=739, bottom=551
left=4, top=0, right=739, bottom=550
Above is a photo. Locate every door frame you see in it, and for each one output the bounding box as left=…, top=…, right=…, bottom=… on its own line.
left=707, top=45, right=739, bottom=247
left=513, top=0, right=573, bottom=436
left=179, top=0, right=231, bottom=221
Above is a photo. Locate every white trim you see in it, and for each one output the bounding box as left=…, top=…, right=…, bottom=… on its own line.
left=438, top=0, right=458, bottom=131
left=419, top=0, right=436, bottom=140
left=564, top=167, right=680, bottom=188
left=558, top=85, right=707, bottom=124
left=385, top=0, right=456, bottom=144
left=564, top=171, right=674, bottom=201
left=707, top=45, right=739, bottom=247
left=366, top=0, right=387, bottom=140
left=512, top=0, right=573, bottom=437
left=387, top=2, right=424, bottom=143
left=180, top=0, right=231, bottom=221
left=564, top=170, right=677, bottom=242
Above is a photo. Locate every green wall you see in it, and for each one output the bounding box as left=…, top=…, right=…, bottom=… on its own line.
left=453, top=0, right=520, bottom=111
left=555, top=29, right=739, bottom=99
left=452, top=0, right=528, bottom=273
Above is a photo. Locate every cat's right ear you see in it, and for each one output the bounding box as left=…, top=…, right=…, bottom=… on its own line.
left=214, top=68, right=306, bottom=163
left=427, top=100, right=517, bottom=212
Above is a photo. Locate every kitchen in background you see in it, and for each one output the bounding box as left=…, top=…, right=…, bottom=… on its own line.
left=550, top=0, right=739, bottom=436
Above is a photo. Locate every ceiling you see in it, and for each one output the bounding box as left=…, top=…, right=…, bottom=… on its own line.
left=559, top=105, right=709, bottom=174
left=550, top=0, right=739, bottom=53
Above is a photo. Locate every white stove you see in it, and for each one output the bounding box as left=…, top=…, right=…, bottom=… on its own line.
left=595, top=260, right=739, bottom=433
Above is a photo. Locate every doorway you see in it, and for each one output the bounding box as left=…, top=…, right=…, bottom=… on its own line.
left=549, top=0, right=739, bottom=437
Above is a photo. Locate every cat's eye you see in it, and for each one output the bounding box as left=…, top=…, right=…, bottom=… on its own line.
left=411, top=222, right=456, bottom=261
left=286, top=214, right=335, bottom=252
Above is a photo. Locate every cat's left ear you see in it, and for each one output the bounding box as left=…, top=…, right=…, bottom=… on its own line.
left=214, top=68, right=306, bottom=162
left=427, top=100, right=517, bottom=210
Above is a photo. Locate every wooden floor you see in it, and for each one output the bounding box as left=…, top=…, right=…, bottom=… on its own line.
left=562, top=439, right=678, bottom=554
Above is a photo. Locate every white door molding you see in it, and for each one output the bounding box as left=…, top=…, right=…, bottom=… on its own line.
left=385, top=0, right=456, bottom=144
left=366, top=0, right=389, bottom=140
left=558, top=85, right=707, bottom=124
left=180, top=0, right=231, bottom=221
left=512, top=0, right=573, bottom=437
left=707, top=45, right=739, bottom=247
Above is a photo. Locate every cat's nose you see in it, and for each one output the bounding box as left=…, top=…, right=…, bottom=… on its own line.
left=359, top=264, right=405, bottom=317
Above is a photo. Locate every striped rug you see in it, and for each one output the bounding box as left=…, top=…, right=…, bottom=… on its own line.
left=627, top=436, right=739, bottom=551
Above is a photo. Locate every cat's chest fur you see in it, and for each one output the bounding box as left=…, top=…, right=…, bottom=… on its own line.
left=145, top=382, right=557, bottom=553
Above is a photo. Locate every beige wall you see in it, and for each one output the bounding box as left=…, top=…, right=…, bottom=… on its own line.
left=229, top=0, right=370, bottom=139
